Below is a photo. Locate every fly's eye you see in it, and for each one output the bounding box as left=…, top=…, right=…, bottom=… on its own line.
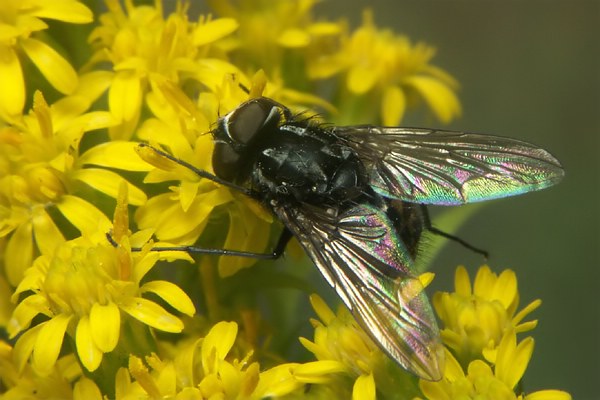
left=226, top=98, right=284, bottom=145
left=228, top=101, right=270, bottom=144
left=212, top=142, right=240, bottom=181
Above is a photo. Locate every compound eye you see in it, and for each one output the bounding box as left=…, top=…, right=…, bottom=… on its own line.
left=227, top=101, right=270, bottom=144
left=212, top=142, right=241, bottom=181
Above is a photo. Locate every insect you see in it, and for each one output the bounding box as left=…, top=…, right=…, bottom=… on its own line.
left=135, top=96, right=564, bottom=381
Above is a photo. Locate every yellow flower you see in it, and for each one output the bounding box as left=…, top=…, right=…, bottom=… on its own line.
left=419, top=330, right=571, bottom=400
left=208, top=0, right=343, bottom=73
left=0, top=340, right=84, bottom=399
left=114, top=321, right=307, bottom=399
left=0, top=0, right=92, bottom=120
left=0, top=91, right=132, bottom=286
left=314, top=10, right=460, bottom=126
left=7, top=186, right=194, bottom=374
left=87, top=0, right=240, bottom=139
left=433, top=265, right=541, bottom=366
left=299, top=294, right=422, bottom=399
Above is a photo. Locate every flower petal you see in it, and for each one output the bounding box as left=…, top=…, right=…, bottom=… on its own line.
left=505, top=337, right=534, bottom=389
left=21, top=37, right=78, bottom=94
left=55, top=195, right=111, bottom=235
left=120, top=297, right=183, bottom=333
left=141, top=280, right=195, bottom=316
left=33, top=314, right=73, bottom=375
left=525, top=390, right=572, bottom=400
left=278, top=28, right=310, bottom=48
left=5, top=221, right=33, bottom=286
left=73, top=71, right=113, bottom=105
left=201, top=321, right=237, bottom=375
left=90, top=302, right=121, bottom=352
left=0, top=44, right=24, bottom=117
left=403, top=75, right=461, bottom=123
left=381, top=85, right=405, bottom=126
left=255, top=363, right=303, bottom=398
left=293, top=360, right=347, bottom=383
left=353, top=373, right=375, bottom=400
left=33, top=1, right=93, bottom=23
left=73, top=377, right=103, bottom=400
left=193, top=18, right=238, bottom=46
left=8, top=295, right=49, bottom=337
left=76, top=316, right=103, bottom=371
left=454, top=265, right=472, bottom=297
left=131, top=252, right=161, bottom=284
left=347, top=65, right=377, bottom=94
left=57, top=111, right=118, bottom=139
left=492, top=269, right=517, bottom=309
left=79, top=141, right=153, bottom=171
left=13, top=325, right=42, bottom=373
left=32, top=207, right=65, bottom=255
left=179, top=180, right=199, bottom=213
left=309, top=294, right=336, bottom=325
left=72, top=168, right=147, bottom=206
left=109, top=71, right=142, bottom=122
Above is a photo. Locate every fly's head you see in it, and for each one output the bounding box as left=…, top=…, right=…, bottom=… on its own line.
left=212, top=97, right=292, bottom=182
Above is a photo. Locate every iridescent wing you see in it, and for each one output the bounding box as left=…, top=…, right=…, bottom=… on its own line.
left=332, top=126, right=564, bottom=205
left=273, top=201, right=444, bottom=381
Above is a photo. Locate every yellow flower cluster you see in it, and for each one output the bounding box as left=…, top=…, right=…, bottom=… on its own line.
left=0, top=0, right=570, bottom=398
left=418, top=266, right=570, bottom=400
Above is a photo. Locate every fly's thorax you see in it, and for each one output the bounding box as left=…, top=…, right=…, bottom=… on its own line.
left=252, top=124, right=369, bottom=205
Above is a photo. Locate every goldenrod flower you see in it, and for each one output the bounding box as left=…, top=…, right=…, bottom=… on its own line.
left=88, top=0, right=240, bottom=139
left=113, top=321, right=308, bottom=399
left=419, top=330, right=571, bottom=400
left=0, top=339, right=84, bottom=399
left=300, top=294, right=421, bottom=399
left=0, top=0, right=92, bottom=120
left=208, top=0, right=343, bottom=76
left=312, top=10, right=460, bottom=126
left=0, top=338, right=104, bottom=399
left=7, top=187, right=194, bottom=374
left=433, top=265, right=541, bottom=366
left=0, top=91, right=131, bottom=286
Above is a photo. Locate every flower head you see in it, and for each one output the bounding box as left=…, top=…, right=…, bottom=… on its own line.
left=433, top=265, right=541, bottom=366
left=88, top=0, right=240, bottom=139
left=419, top=329, right=571, bottom=400
left=7, top=185, right=194, bottom=374
left=209, top=0, right=343, bottom=74
left=312, top=10, right=460, bottom=126
left=418, top=265, right=570, bottom=400
left=115, top=320, right=308, bottom=399
left=0, top=91, right=123, bottom=286
left=299, top=294, right=423, bottom=399
left=0, top=0, right=92, bottom=120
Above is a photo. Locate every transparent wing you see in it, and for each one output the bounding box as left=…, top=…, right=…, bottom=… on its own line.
left=333, top=126, right=564, bottom=205
left=274, top=202, right=444, bottom=381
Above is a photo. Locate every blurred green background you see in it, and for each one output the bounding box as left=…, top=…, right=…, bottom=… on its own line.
left=313, top=0, right=598, bottom=398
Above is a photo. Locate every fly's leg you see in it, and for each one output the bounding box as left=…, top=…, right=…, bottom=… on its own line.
left=106, top=228, right=293, bottom=260
left=421, top=205, right=489, bottom=259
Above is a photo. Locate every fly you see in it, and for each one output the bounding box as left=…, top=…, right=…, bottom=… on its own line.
left=128, top=96, right=564, bottom=381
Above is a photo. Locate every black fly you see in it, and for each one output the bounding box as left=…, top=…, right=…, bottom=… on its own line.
left=130, top=96, right=563, bottom=381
